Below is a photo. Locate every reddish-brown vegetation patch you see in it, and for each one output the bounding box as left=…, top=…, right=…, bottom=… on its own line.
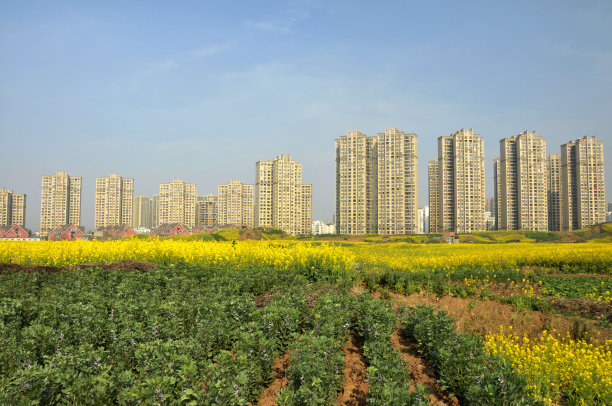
left=256, top=351, right=291, bottom=406
left=335, top=333, right=368, bottom=406
left=389, top=291, right=612, bottom=341
left=391, top=330, right=459, bottom=406
left=0, top=260, right=157, bottom=275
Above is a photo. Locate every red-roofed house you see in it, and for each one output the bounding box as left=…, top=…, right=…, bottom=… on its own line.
left=151, top=223, right=191, bottom=237
left=0, top=224, right=30, bottom=238
left=48, top=224, right=85, bottom=241
left=94, top=225, right=136, bottom=239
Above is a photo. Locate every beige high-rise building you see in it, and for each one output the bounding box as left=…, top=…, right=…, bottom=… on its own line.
left=493, top=159, right=501, bottom=230
left=436, top=129, right=485, bottom=233
left=496, top=131, right=548, bottom=231
left=255, top=154, right=312, bottom=235
left=428, top=160, right=440, bottom=233
left=334, top=130, right=378, bottom=235
left=40, top=170, right=81, bottom=238
left=560, top=136, right=605, bottom=230
left=132, top=195, right=153, bottom=229
left=158, top=178, right=196, bottom=229
left=218, top=180, right=253, bottom=228
left=196, top=194, right=218, bottom=229
left=0, top=188, right=26, bottom=227
left=94, top=173, right=134, bottom=229
left=377, top=128, right=418, bottom=234
left=152, top=195, right=160, bottom=228
left=547, top=154, right=561, bottom=231
left=335, top=128, right=417, bottom=235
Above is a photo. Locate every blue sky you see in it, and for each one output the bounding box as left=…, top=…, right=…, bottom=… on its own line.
left=1, top=0, right=611, bottom=231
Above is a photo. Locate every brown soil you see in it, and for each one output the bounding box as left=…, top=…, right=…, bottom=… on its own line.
left=549, top=297, right=612, bottom=320
left=388, top=291, right=612, bottom=342
left=0, top=260, right=157, bottom=275
left=335, top=333, right=368, bottom=406
left=256, top=351, right=291, bottom=406
left=254, top=292, right=277, bottom=308
left=391, top=330, right=459, bottom=406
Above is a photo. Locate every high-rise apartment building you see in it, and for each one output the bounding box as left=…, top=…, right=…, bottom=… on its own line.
left=496, top=131, right=548, bottom=231
left=196, top=194, right=218, bottom=229
left=335, top=128, right=417, bottom=235
left=377, top=128, right=418, bottom=234
left=132, top=195, right=153, bottom=229
left=40, top=170, right=82, bottom=238
left=432, top=129, right=485, bottom=233
left=334, top=130, right=378, bottom=235
left=152, top=195, right=160, bottom=228
left=0, top=188, right=26, bottom=227
left=560, top=136, right=605, bottom=230
left=94, top=173, right=134, bottom=229
left=428, top=160, right=440, bottom=233
left=218, top=181, right=253, bottom=228
left=547, top=154, right=561, bottom=231
left=255, top=155, right=312, bottom=235
left=158, top=179, right=196, bottom=229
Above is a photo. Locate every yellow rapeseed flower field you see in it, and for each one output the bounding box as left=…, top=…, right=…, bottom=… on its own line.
left=485, top=327, right=612, bottom=405
left=0, top=239, right=356, bottom=273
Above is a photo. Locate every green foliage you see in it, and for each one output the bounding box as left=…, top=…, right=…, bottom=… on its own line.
left=402, top=306, right=542, bottom=405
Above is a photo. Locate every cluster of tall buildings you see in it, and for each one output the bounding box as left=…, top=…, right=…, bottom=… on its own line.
left=1, top=130, right=607, bottom=238
left=336, top=128, right=606, bottom=235
left=9, top=155, right=311, bottom=238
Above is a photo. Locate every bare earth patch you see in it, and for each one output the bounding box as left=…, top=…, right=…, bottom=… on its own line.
left=335, top=333, right=368, bottom=406
left=256, top=351, right=291, bottom=406
left=391, top=330, right=459, bottom=406
left=389, top=291, right=612, bottom=341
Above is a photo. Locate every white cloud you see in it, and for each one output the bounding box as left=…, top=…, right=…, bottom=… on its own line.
left=192, top=43, right=231, bottom=58
left=145, top=60, right=179, bottom=74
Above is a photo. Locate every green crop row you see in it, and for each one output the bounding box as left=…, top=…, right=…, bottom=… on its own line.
left=355, top=294, right=429, bottom=405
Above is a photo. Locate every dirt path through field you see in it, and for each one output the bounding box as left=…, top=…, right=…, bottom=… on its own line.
left=391, top=330, right=460, bottom=406
left=256, top=351, right=291, bottom=406
left=335, top=333, right=368, bottom=405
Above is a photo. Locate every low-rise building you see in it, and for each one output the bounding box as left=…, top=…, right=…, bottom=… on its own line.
left=47, top=224, right=85, bottom=241
left=94, top=225, right=136, bottom=239
left=0, top=224, right=30, bottom=238
left=151, top=223, right=190, bottom=237
left=312, top=220, right=335, bottom=235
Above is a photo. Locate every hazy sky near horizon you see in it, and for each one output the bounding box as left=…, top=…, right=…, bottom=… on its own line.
left=1, top=0, right=611, bottom=231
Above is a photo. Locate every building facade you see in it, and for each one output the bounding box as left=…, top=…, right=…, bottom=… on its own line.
left=496, top=131, right=548, bottom=231
left=255, top=155, right=312, bottom=235
left=40, top=171, right=82, bottom=238
left=0, top=188, right=26, bottom=227
left=196, top=194, right=218, bottom=230
left=433, top=129, right=485, bottom=233
left=94, top=173, right=134, bottom=229
left=132, top=195, right=153, bottom=229
left=428, top=160, right=440, bottom=233
left=377, top=128, right=418, bottom=234
left=218, top=181, right=253, bottom=228
left=547, top=154, right=561, bottom=231
left=312, top=220, right=335, bottom=235
left=158, top=179, right=196, bottom=229
left=560, top=136, right=606, bottom=230
left=335, top=128, right=417, bottom=235
left=334, top=130, right=378, bottom=235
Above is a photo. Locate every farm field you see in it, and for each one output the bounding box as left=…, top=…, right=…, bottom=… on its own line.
left=0, top=238, right=611, bottom=405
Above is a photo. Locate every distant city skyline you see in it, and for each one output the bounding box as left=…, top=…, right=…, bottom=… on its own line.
left=1, top=1, right=611, bottom=230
